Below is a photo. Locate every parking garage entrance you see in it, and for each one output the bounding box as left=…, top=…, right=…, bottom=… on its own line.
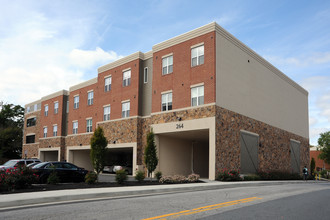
left=39, top=148, right=60, bottom=162
left=67, top=144, right=136, bottom=175
left=152, top=117, right=216, bottom=180
left=104, top=147, right=133, bottom=175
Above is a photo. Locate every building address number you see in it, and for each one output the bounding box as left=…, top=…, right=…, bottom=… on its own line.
left=176, top=123, right=184, bottom=129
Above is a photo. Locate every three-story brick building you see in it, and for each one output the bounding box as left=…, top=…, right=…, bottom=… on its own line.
left=22, top=22, right=309, bottom=180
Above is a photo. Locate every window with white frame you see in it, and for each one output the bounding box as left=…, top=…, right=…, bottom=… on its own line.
left=144, top=67, right=148, bottom=83
left=26, top=106, right=31, bottom=113
left=105, top=76, right=111, bottom=92
left=191, top=85, right=204, bottom=106
left=54, top=102, right=59, bottom=114
left=162, top=55, right=173, bottom=75
left=53, top=125, right=58, bottom=136
left=87, top=91, right=94, bottom=105
left=43, top=127, right=47, bottom=138
left=122, top=101, right=130, bottom=118
left=74, top=96, right=79, bottom=109
left=73, top=121, right=78, bottom=134
left=161, top=92, right=172, bottom=111
left=86, top=119, right=92, bottom=133
left=44, top=105, right=48, bottom=116
left=191, top=45, right=204, bottom=67
left=103, top=106, right=110, bottom=121
left=123, top=70, right=131, bottom=87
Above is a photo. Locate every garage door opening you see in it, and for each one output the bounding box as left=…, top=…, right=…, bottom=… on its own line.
left=157, top=129, right=209, bottom=178
left=104, top=148, right=133, bottom=175
left=40, top=150, right=59, bottom=162
left=68, top=149, right=93, bottom=171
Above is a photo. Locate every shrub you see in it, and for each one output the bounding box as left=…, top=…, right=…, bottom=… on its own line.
left=160, top=175, right=187, bottom=184
left=243, top=174, right=261, bottom=181
left=135, top=170, right=145, bottom=183
left=85, top=171, right=98, bottom=184
left=115, top=169, right=127, bottom=184
left=187, top=173, right=200, bottom=182
left=159, top=174, right=200, bottom=184
left=216, top=169, right=242, bottom=181
left=155, top=171, right=162, bottom=181
left=47, top=171, right=60, bottom=185
left=0, top=167, right=38, bottom=192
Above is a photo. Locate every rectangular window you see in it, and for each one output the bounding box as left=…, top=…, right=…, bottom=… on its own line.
left=43, top=127, right=47, bottom=138
left=66, top=101, right=69, bottom=113
left=123, top=70, right=131, bottom=87
left=26, top=135, right=35, bottom=144
left=103, top=106, right=111, bottom=121
left=191, top=85, right=204, bottom=106
left=162, top=55, right=173, bottom=75
left=86, top=119, right=92, bottom=133
left=44, top=105, right=48, bottom=116
left=34, top=104, right=37, bottom=111
left=26, top=106, right=31, bottom=113
left=73, top=121, right=78, bottom=134
left=144, top=67, right=148, bottom=83
left=122, top=101, right=130, bottom=118
left=87, top=91, right=94, bottom=105
left=53, top=125, right=58, bottom=136
left=27, top=117, right=36, bottom=127
left=105, top=76, right=112, bottom=92
left=191, top=45, right=204, bottom=67
left=74, top=96, right=79, bottom=109
left=54, top=102, right=59, bottom=114
left=161, top=92, right=172, bottom=111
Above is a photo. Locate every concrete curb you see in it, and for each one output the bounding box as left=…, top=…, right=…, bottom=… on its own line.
left=0, top=180, right=317, bottom=210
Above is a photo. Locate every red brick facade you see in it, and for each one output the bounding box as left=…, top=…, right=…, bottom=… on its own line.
left=152, top=32, right=216, bottom=112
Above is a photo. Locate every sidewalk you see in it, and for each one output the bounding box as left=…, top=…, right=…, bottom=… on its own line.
left=0, top=180, right=311, bottom=210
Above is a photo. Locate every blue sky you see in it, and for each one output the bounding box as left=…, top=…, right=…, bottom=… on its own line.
left=0, top=0, right=329, bottom=145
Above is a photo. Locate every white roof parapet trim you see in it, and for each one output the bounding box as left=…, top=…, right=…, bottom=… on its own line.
left=152, top=22, right=216, bottom=52
left=143, top=51, right=153, bottom=60
left=98, top=52, right=144, bottom=74
left=25, top=99, right=41, bottom=108
left=41, top=90, right=69, bottom=102
left=69, top=77, right=98, bottom=92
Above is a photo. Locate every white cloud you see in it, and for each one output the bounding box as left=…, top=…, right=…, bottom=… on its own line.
left=69, top=47, right=123, bottom=69
left=317, top=93, right=330, bottom=122
left=0, top=4, right=122, bottom=106
left=265, top=52, right=330, bottom=68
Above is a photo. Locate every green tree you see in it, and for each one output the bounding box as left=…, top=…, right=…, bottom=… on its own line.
left=318, top=131, right=330, bottom=164
left=310, top=157, right=315, bottom=176
left=0, top=103, right=24, bottom=160
left=90, top=127, right=108, bottom=177
left=144, top=130, right=158, bottom=179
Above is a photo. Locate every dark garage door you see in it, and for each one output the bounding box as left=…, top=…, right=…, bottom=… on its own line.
left=240, top=131, right=259, bottom=174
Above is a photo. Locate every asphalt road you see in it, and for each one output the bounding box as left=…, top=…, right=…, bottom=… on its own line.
left=0, top=181, right=329, bottom=220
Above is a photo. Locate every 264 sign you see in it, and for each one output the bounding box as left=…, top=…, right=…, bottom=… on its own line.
left=176, top=123, right=184, bottom=129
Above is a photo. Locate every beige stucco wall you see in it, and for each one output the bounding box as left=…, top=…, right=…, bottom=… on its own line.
left=152, top=117, right=216, bottom=180
left=216, top=32, right=309, bottom=138
left=140, top=57, right=153, bottom=116
left=157, top=136, right=192, bottom=176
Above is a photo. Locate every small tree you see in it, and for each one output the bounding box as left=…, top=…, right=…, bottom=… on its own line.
left=144, top=130, right=158, bottom=179
left=90, top=127, right=108, bottom=178
left=318, top=131, right=330, bottom=164
left=310, top=157, right=315, bottom=176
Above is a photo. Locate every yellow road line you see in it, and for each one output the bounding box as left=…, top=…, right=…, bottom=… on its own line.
left=142, top=197, right=262, bottom=220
